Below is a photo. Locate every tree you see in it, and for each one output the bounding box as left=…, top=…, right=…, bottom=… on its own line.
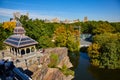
left=111, top=22, right=120, bottom=33
left=0, top=23, right=12, bottom=50
left=53, top=25, right=80, bottom=52
left=54, top=26, right=67, bottom=47
left=88, top=33, right=120, bottom=69
left=88, top=43, right=100, bottom=66
left=38, top=36, right=55, bottom=48
left=66, top=30, right=80, bottom=52
left=19, top=15, right=29, bottom=22
left=2, top=21, right=16, bottom=31
left=92, top=21, right=115, bottom=34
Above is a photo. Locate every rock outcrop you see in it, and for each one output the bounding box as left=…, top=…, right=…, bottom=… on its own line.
left=31, top=47, right=73, bottom=80
left=40, top=47, right=73, bottom=68
left=32, top=65, right=73, bottom=80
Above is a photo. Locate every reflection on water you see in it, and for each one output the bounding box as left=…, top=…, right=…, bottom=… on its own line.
left=88, top=64, right=120, bottom=80
left=74, top=52, right=120, bottom=80
left=74, top=52, right=95, bottom=80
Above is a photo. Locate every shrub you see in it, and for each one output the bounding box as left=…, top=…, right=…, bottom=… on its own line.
left=60, top=64, right=74, bottom=76
left=48, top=53, right=59, bottom=68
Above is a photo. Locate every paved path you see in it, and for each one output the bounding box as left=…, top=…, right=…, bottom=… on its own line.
left=80, top=40, right=92, bottom=47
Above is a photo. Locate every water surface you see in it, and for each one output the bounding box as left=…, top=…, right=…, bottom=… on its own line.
left=74, top=52, right=120, bottom=80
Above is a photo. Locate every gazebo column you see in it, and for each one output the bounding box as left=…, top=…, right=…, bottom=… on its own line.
left=16, top=48, right=18, bottom=56
left=30, top=47, right=31, bottom=53
left=34, top=45, right=36, bottom=52
left=17, top=49, right=20, bottom=56
left=24, top=48, right=27, bottom=55
left=11, top=47, right=12, bottom=53
left=13, top=48, right=15, bottom=55
left=19, top=49, right=22, bottom=56
left=18, top=49, right=20, bottom=54
left=10, top=47, right=11, bottom=53
left=14, top=48, right=17, bottom=56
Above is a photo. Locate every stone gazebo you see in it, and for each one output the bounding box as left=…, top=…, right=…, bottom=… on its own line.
left=4, top=21, right=38, bottom=56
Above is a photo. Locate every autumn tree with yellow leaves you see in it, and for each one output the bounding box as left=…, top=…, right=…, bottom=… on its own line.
left=88, top=43, right=100, bottom=66
left=2, top=21, right=16, bottom=31
left=54, top=26, right=80, bottom=52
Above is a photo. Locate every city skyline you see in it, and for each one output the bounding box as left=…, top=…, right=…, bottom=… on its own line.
left=0, top=0, right=120, bottom=22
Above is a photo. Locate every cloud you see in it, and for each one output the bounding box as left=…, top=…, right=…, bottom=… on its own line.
left=0, top=8, right=14, bottom=17
left=0, top=8, right=63, bottom=20
left=0, top=8, right=28, bottom=17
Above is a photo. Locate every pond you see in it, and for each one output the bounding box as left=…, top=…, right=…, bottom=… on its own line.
left=74, top=52, right=120, bottom=80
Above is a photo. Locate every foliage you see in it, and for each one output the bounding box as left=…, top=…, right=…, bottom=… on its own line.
left=19, top=15, right=29, bottom=22
left=80, top=21, right=93, bottom=34
left=0, top=15, right=80, bottom=52
left=0, top=23, right=12, bottom=50
left=38, top=36, right=55, bottom=48
left=2, top=21, right=16, bottom=31
left=88, top=43, right=100, bottom=66
left=54, top=26, right=67, bottom=47
left=1, top=15, right=120, bottom=70
left=54, top=26, right=80, bottom=52
left=48, top=53, right=59, bottom=68
left=60, top=64, right=74, bottom=76
left=88, top=33, right=120, bottom=69
left=92, top=21, right=115, bottom=34
left=80, top=21, right=116, bottom=34
left=83, top=21, right=120, bottom=69
left=111, top=22, right=120, bottom=33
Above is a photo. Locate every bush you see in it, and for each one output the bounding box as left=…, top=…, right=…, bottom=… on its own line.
left=48, top=53, right=59, bottom=68
left=60, top=64, right=74, bottom=76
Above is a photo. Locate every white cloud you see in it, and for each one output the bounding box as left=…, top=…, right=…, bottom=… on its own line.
left=0, top=8, right=62, bottom=20
left=0, top=8, right=25, bottom=17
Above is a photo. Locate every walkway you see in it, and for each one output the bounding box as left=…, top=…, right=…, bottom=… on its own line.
left=80, top=39, right=92, bottom=47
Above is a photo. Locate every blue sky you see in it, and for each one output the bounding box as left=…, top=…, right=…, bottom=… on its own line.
left=0, top=0, right=120, bottom=22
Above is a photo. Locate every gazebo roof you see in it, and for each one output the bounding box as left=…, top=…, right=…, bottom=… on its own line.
left=4, top=35, right=38, bottom=48
left=4, top=20, right=38, bottom=48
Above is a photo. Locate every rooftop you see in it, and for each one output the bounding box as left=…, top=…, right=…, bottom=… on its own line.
left=4, top=20, right=38, bottom=48
left=4, top=35, right=38, bottom=48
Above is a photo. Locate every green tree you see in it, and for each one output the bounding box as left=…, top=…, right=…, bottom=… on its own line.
left=111, top=22, right=120, bottom=33
left=38, top=36, right=55, bottom=48
left=88, top=43, right=100, bottom=66
left=88, top=33, right=120, bottom=69
left=0, top=23, right=12, bottom=50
